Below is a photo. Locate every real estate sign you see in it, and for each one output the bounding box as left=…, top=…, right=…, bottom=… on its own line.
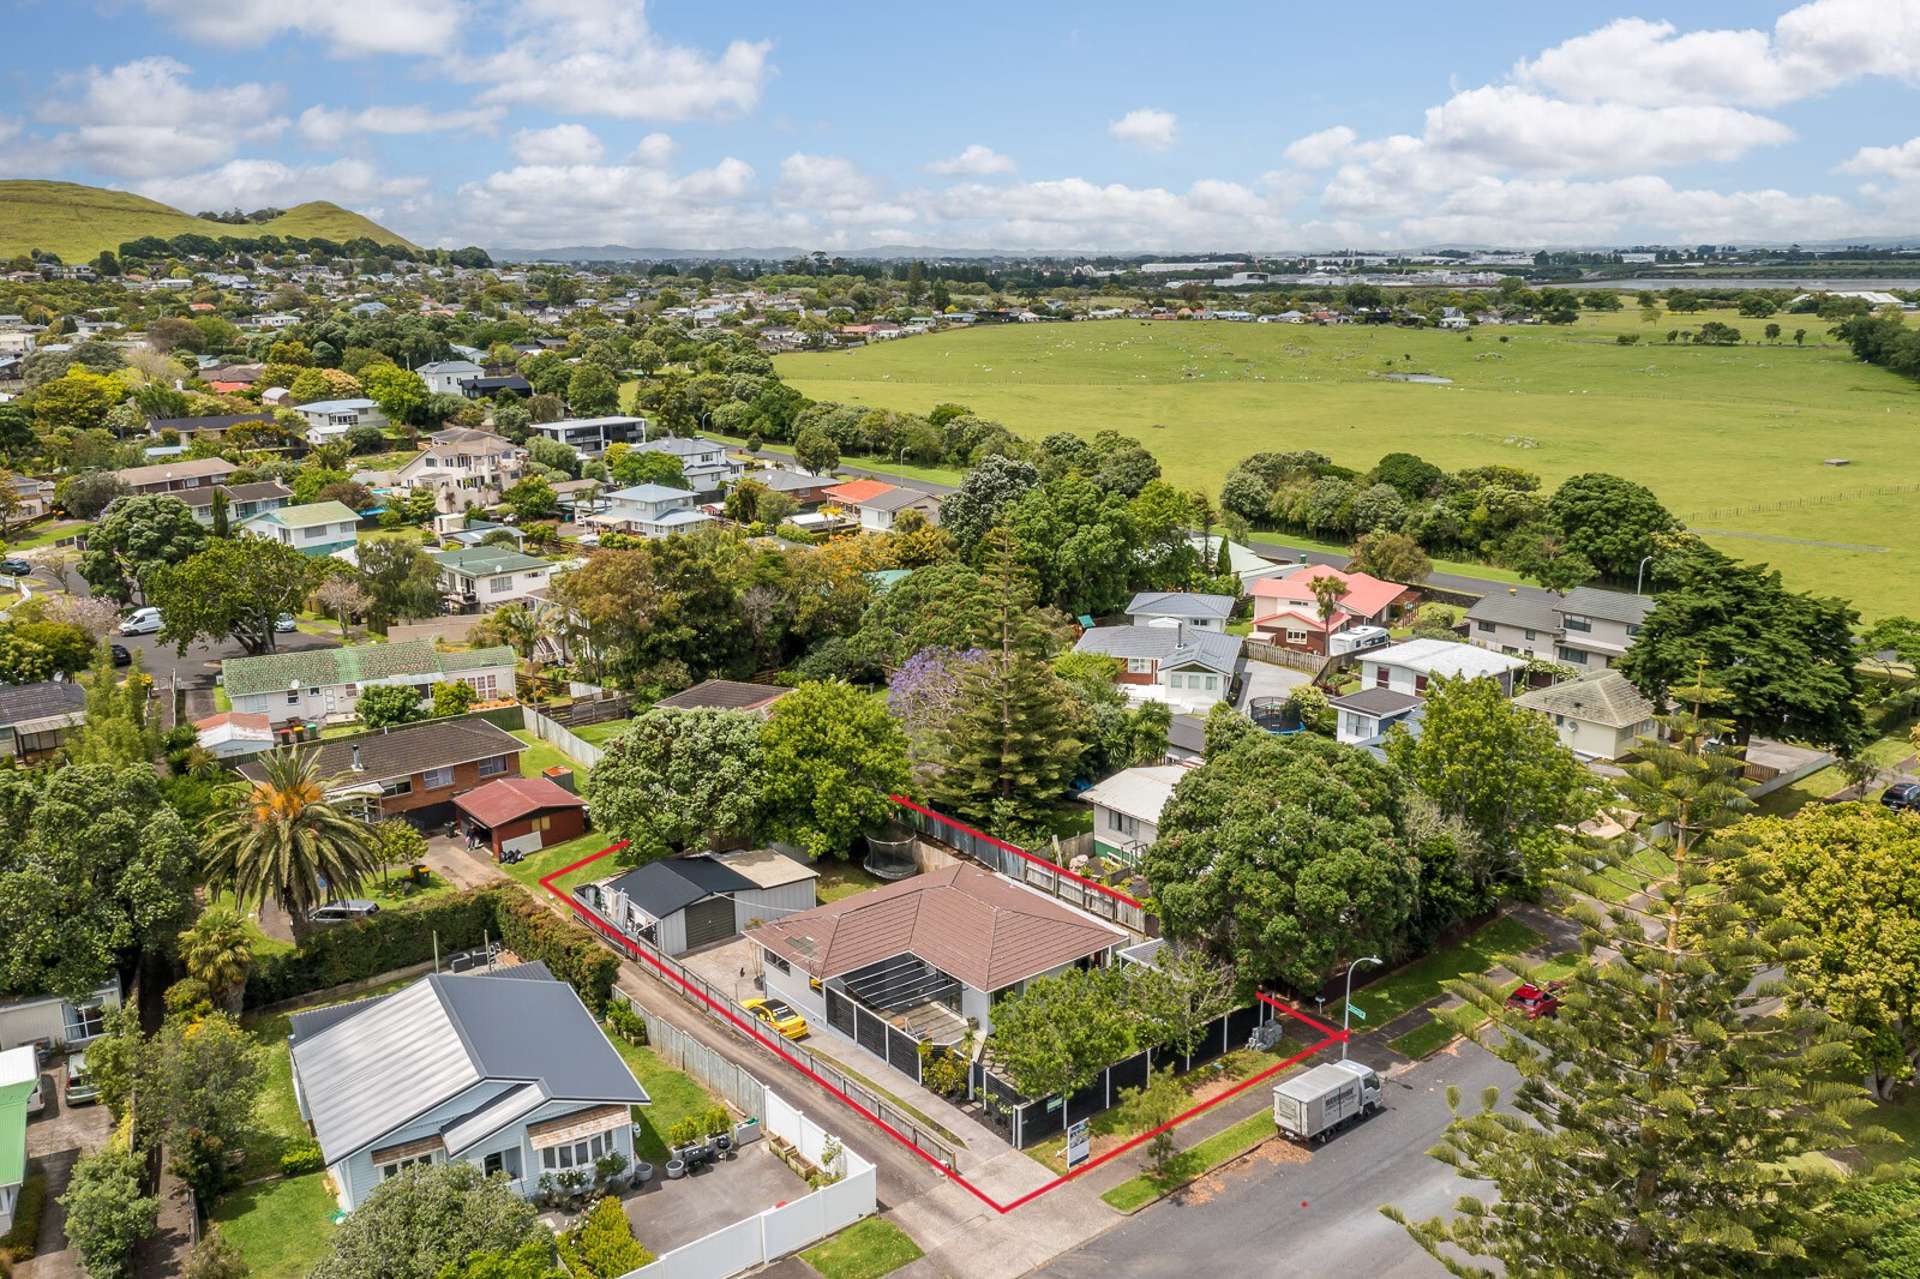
left=1066, top=1118, right=1092, bottom=1169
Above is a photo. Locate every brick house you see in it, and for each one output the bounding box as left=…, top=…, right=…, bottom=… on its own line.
left=236, top=718, right=525, bottom=829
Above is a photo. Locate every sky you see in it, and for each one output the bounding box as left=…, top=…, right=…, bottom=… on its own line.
left=6, top=0, right=1920, bottom=252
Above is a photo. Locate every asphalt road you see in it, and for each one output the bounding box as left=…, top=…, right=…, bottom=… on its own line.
left=1035, top=1040, right=1518, bottom=1279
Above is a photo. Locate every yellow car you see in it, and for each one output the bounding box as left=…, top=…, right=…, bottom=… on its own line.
left=742, top=997, right=809, bottom=1040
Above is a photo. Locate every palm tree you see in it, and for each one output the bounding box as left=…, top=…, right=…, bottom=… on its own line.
left=179, top=905, right=255, bottom=1012
left=203, top=749, right=380, bottom=941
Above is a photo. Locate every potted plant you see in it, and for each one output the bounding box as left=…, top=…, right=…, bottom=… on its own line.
left=631, top=1156, right=654, bottom=1186
left=705, top=1106, right=734, bottom=1157
left=666, top=1117, right=705, bottom=1176
left=556, top=1167, right=590, bottom=1210
left=536, top=1172, right=559, bottom=1208
left=594, top=1150, right=629, bottom=1193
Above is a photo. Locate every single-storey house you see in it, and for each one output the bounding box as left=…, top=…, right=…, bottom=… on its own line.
left=193, top=710, right=274, bottom=759
left=1126, top=592, right=1234, bottom=632
left=0, top=1045, right=33, bottom=1235
left=434, top=546, right=557, bottom=610
left=236, top=718, right=525, bottom=827
left=1514, top=669, right=1657, bottom=762
left=144, top=411, right=276, bottom=440
left=112, top=456, right=237, bottom=495
left=1079, top=764, right=1193, bottom=864
left=1249, top=565, right=1419, bottom=654
left=222, top=639, right=516, bottom=723
left=1165, top=713, right=1206, bottom=764
left=293, top=398, right=386, bottom=445
left=0, top=681, right=87, bottom=761
left=592, top=850, right=818, bottom=956
left=747, top=864, right=1128, bottom=1046
left=1329, top=687, right=1424, bottom=745
left=0, top=979, right=119, bottom=1054
left=654, top=679, right=792, bottom=716
left=1361, top=638, right=1527, bottom=697
left=460, top=374, right=533, bottom=399
left=822, top=479, right=940, bottom=532
left=1465, top=585, right=1654, bottom=670
left=1073, top=623, right=1245, bottom=712
left=288, top=962, right=648, bottom=1212
left=241, top=499, right=361, bottom=557
left=746, top=468, right=838, bottom=507
left=176, top=480, right=293, bottom=527
left=454, top=776, right=587, bottom=860
left=1186, top=534, right=1295, bottom=588
left=417, top=359, right=484, bottom=396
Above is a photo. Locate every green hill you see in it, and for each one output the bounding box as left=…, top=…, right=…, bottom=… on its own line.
left=0, top=179, right=418, bottom=262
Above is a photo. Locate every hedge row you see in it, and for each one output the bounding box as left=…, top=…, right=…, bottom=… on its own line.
left=246, top=888, right=620, bottom=1013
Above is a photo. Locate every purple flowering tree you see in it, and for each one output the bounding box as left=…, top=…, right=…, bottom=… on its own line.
left=887, top=646, right=986, bottom=784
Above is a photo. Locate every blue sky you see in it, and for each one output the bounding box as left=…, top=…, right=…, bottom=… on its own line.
left=6, top=1, right=1920, bottom=250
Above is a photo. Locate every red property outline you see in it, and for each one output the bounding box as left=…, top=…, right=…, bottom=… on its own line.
left=542, top=837, right=1343, bottom=1213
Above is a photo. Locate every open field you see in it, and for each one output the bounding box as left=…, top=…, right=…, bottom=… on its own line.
left=0, top=180, right=415, bottom=261
left=778, top=312, right=1920, bottom=616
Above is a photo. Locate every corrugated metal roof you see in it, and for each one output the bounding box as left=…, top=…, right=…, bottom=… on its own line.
left=605, top=856, right=757, bottom=921
left=442, top=1082, right=550, bottom=1156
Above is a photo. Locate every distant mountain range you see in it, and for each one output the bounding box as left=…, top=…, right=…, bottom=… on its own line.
left=490, top=243, right=1030, bottom=263
left=0, top=179, right=416, bottom=262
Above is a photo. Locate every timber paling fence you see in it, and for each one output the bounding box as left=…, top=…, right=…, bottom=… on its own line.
left=1687, top=481, right=1920, bottom=522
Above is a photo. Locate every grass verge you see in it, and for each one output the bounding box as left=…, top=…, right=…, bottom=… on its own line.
left=1100, top=1110, right=1276, bottom=1213
left=1388, top=1016, right=1461, bottom=1061
left=1347, top=915, right=1545, bottom=1028
left=799, top=1216, right=925, bottom=1279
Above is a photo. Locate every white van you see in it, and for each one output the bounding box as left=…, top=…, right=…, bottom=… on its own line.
left=119, top=606, right=163, bottom=635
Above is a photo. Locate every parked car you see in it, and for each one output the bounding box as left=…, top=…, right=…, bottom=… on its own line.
left=65, top=1050, right=99, bottom=1106
left=1882, top=782, right=1920, bottom=813
left=1505, top=981, right=1565, bottom=1020
left=741, top=996, right=808, bottom=1040
left=310, top=899, right=380, bottom=925
left=119, top=606, right=163, bottom=635
left=274, top=613, right=297, bottom=633
left=110, top=644, right=131, bottom=667
left=0, top=558, right=33, bottom=577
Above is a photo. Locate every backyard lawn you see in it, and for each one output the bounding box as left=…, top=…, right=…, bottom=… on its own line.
left=814, top=859, right=889, bottom=904
left=509, top=729, right=585, bottom=781
left=572, top=717, right=639, bottom=746
left=602, top=1027, right=722, bottom=1164
left=500, top=829, right=620, bottom=898
left=799, top=1216, right=925, bottom=1279
left=209, top=1173, right=338, bottom=1279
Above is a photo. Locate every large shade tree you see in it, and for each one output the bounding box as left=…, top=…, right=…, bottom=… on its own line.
left=759, top=681, right=910, bottom=859
left=79, top=493, right=208, bottom=603
left=585, top=708, right=765, bottom=859
left=148, top=537, right=318, bottom=656
left=202, top=748, right=380, bottom=940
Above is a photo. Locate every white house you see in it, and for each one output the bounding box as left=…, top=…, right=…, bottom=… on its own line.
left=1465, top=585, right=1653, bottom=670
left=589, top=849, right=818, bottom=957
left=396, top=428, right=528, bottom=512
left=241, top=500, right=361, bottom=557
left=417, top=359, right=484, bottom=396
left=1080, top=764, right=1193, bottom=865
left=595, top=483, right=714, bottom=538
left=0, top=980, right=120, bottom=1054
left=1514, top=669, right=1657, bottom=762
left=1125, top=592, right=1234, bottom=632
left=1073, top=624, right=1245, bottom=713
left=628, top=435, right=740, bottom=493
left=434, top=546, right=557, bottom=609
left=193, top=711, right=275, bottom=760
left=288, top=962, right=649, bottom=1212
left=1360, top=638, right=1528, bottom=698
left=293, top=398, right=386, bottom=445
left=220, top=640, right=517, bottom=723
left=1186, top=534, right=1296, bottom=588
left=529, top=416, right=647, bottom=459
left=1328, top=688, right=1424, bottom=745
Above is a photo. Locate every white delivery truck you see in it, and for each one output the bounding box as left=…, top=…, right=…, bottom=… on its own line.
left=1272, top=1059, right=1382, bottom=1143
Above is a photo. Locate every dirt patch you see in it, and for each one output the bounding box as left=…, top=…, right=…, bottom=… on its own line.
left=1171, top=1137, right=1308, bottom=1206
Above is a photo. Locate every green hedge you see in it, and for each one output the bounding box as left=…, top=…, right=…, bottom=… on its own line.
left=0, top=1171, right=45, bottom=1263
left=556, top=1196, right=653, bottom=1278
left=245, top=888, right=618, bottom=1014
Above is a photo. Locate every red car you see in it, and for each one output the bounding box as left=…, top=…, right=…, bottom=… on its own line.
left=1505, top=981, right=1565, bottom=1020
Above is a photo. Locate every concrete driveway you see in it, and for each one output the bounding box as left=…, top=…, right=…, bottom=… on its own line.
left=18, top=1058, right=116, bottom=1279
left=1238, top=659, right=1309, bottom=709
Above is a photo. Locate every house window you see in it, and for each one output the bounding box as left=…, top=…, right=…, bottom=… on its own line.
left=487, top=575, right=512, bottom=595
left=286, top=688, right=300, bottom=705
left=1375, top=667, right=1389, bottom=688
left=1107, top=809, right=1138, bottom=837
left=466, top=674, right=498, bottom=698
left=1125, top=657, right=1152, bottom=675
left=538, top=1137, right=605, bottom=1172
left=65, top=1002, right=106, bottom=1041
left=380, top=1153, right=434, bottom=1180
left=765, top=952, right=790, bottom=975
left=482, top=1149, right=521, bottom=1180
left=379, top=778, right=413, bottom=798
left=1626, top=623, right=1643, bottom=638
left=1523, top=629, right=1536, bottom=641
left=1167, top=673, right=1183, bottom=690
left=476, top=755, right=510, bottom=778
left=1286, top=629, right=1308, bottom=645
left=1475, top=620, right=1495, bottom=633
left=1203, top=675, right=1219, bottom=692
left=1563, top=615, right=1593, bottom=633
left=1414, top=674, right=1429, bottom=694
left=1556, top=646, right=1589, bottom=666
left=421, top=766, right=455, bottom=790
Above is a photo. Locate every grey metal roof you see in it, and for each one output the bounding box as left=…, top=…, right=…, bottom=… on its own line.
left=606, top=856, right=757, bottom=920
left=1073, top=624, right=1244, bottom=675
left=1127, top=592, right=1235, bottom=621
left=861, top=487, right=938, bottom=512
left=1516, top=669, right=1656, bottom=728
left=0, top=681, right=86, bottom=729
left=1557, top=587, right=1654, bottom=626
left=1167, top=713, right=1206, bottom=755
left=1465, top=591, right=1559, bottom=631
left=290, top=967, right=646, bottom=1165
left=235, top=718, right=523, bottom=789
left=442, top=1083, right=549, bottom=1156
left=633, top=435, right=719, bottom=457
left=1329, top=687, right=1424, bottom=716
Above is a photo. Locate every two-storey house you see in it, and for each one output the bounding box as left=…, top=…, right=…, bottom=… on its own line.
left=527, top=416, right=646, bottom=459
left=596, top=483, right=714, bottom=538
left=395, top=428, right=528, bottom=512
left=241, top=500, right=361, bottom=557
left=629, top=435, right=740, bottom=494
left=434, top=546, right=557, bottom=610
left=1464, top=585, right=1654, bottom=670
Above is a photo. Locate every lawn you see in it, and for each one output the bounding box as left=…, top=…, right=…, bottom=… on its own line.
left=814, top=859, right=889, bottom=904
left=1579, top=846, right=1679, bottom=903
left=3, top=519, right=88, bottom=552
left=571, top=717, right=639, bottom=747
left=1387, top=1016, right=1463, bottom=1061
left=499, top=829, right=619, bottom=897
left=1100, top=1109, right=1277, bottom=1212
left=799, top=1216, right=925, bottom=1279
left=1861, top=1089, right=1920, bottom=1171
left=627, top=418, right=967, bottom=488
left=209, top=1173, right=339, bottom=1279
left=778, top=313, right=1920, bottom=618
left=1346, top=915, right=1546, bottom=1028
left=602, top=1027, right=721, bottom=1165
left=509, top=729, right=585, bottom=781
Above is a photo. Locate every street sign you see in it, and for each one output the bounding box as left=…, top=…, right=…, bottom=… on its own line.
left=1066, top=1118, right=1092, bottom=1170
left=1347, top=1003, right=1367, bottom=1021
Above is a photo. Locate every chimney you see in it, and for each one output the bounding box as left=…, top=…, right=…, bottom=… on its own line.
left=351, top=744, right=364, bottom=773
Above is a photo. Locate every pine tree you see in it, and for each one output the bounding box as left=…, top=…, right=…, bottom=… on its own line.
left=926, top=530, right=1085, bottom=833
left=210, top=487, right=229, bottom=538
left=1214, top=533, right=1232, bottom=577
left=1387, top=675, right=1880, bottom=1277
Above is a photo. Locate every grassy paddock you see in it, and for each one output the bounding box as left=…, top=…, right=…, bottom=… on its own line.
left=778, top=313, right=1920, bottom=616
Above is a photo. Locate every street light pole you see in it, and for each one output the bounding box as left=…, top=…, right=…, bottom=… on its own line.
left=1341, top=955, right=1383, bottom=1059
left=1635, top=554, right=1654, bottom=595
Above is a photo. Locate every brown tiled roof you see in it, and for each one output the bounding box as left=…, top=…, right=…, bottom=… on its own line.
left=453, top=776, right=583, bottom=827
left=654, top=679, right=791, bottom=713
left=235, top=718, right=522, bottom=788
left=746, top=864, right=1126, bottom=993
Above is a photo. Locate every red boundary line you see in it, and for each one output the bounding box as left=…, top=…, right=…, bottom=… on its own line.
left=541, top=841, right=1346, bottom=1213
left=888, top=793, right=1144, bottom=908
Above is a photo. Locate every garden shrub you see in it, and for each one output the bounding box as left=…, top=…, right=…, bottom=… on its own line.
left=490, top=892, right=618, bottom=1014
left=556, top=1196, right=653, bottom=1279
left=0, top=1172, right=46, bottom=1262
left=280, top=1141, right=325, bottom=1176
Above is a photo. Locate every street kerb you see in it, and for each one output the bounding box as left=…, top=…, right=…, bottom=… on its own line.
left=542, top=840, right=1345, bottom=1214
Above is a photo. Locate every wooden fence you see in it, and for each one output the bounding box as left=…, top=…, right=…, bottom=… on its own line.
left=523, top=705, right=605, bottom=767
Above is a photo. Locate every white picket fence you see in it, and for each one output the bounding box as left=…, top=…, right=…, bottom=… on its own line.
left=620, top=1088, right=876, bottom=1279
left=523, top=705, right=605, bottom=768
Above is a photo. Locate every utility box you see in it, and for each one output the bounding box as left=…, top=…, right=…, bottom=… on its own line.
left=543, top=765, right=576, bottom=794
left=1273, top=1059, right=1381, bottom=1143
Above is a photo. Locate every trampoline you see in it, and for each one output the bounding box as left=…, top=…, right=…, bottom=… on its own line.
left=862, top=823, right=919, bottom=880
left=1248, top=697, right=1305, bottom=734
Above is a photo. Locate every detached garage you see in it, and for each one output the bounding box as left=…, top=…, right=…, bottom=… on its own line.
left=454, top=776, right=587, bottom=860
left=595, top=849, right=818, bottom=957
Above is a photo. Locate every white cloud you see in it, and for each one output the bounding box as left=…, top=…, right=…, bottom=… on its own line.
left=1422, top=86, right=1792, bottom=173
left=455, top=0, right=772, bottom=122
left=1514, top=1, right=1920, bottom=109
left=926, top=144, right=1015, bottom=176
left=510, top=123, right=606, bottom=166
left=1283, top=126, right=1356, bottom=169
left=775, top=154, right=879, bottom=210
left=1107, top=108, right=1177, bottom=151
left=1840, top=136, right=1920, bottom=182
left=452, top=155, right=785, bottom=248
left=933, top=176, right=1298, bottom=250
left=41, top=58, right=286, bottom=179
left=298, top=104, right=503, bottom=146
left=135, top=156, right=428, bottom=214
left=139, top=0, right=461, bottom=57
